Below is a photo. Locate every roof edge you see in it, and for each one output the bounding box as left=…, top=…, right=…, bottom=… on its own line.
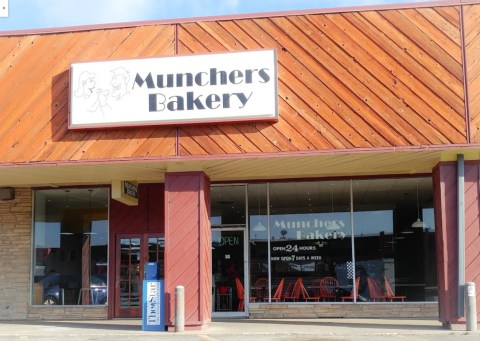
left=1, top=0, right=480, bottom=37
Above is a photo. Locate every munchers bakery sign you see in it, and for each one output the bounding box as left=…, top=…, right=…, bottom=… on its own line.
left=69, top=50, right=278, bottom=129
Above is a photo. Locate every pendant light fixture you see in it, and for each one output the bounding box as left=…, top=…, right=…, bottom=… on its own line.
left=253, top=220, right=266, bottom=232
left=253, top=189, right=266, bottom=232
left=411, top=182, right=425, bottom=229
left=330, top=183, right=337, bottom=229
left=84, top=189, right=97, bottom=235
left=331, top=183, right=334, bottom=215
left=61, top=189, right=74, bottom=235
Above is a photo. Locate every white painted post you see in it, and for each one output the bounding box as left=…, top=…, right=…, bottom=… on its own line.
left=465, top=282, right=477, bottom=331
left=175, top=285, right=185, bottom=332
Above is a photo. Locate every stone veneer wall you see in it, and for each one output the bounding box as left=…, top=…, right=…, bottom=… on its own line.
left=0, top=188, right=107, bottom=320
left=0, top=188, right=32, bottom=319
left=27, top=306, right=107, bottom=320
left=249, top=303, right=439, bottom=319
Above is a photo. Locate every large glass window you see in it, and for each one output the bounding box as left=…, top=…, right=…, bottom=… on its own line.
left=248, top=177, right=436, bottom=303
left=268, top=181, right=352, bottom=302
left=32, top=188, right=109, bottom=306
left=353, top=178, right=436, bottom=302
left=211, top=185, right=247, bottom=315
left=248, top=184, right=269, bottom=300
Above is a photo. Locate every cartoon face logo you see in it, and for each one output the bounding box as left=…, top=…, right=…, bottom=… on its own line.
left=75, top=71, right=96, bottom=98
left=74, top=66, right=131, bottom=115
left=110, top=67, right=130, bottom=99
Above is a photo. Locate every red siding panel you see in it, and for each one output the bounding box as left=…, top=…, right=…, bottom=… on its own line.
left=110, top=183, right=165, bottom=233
left=434, top=163, right=457, bottom=325
left=164, top=172, right=211, bottom=329
left=108, top=183, right=165, bottom=318
left=434, top=161, right=480, bottom=325
left=199, top=176, right=211, bottom=323
left=464, top=163, right=480, bottom=322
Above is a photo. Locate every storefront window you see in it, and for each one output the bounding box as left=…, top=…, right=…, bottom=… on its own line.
left=353, top=178, right=436, bottom=302
left=211, top=185, right=247, bottom=314
left=248, top=184, right=269, bottom=301
left=32, top=188, right=109, bottom=306
left=267, top=181, right=352, bottom=302
left=248, top=177, right=436, bottom=303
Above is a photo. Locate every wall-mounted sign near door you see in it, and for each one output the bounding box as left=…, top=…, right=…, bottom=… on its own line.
left=112, top=180, right=138, bottom=206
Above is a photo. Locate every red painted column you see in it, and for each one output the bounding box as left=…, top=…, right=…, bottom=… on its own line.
left=433, top=162, right=457, bottom=326
left=434, top=161, right=480, bottom=328
left=164, top=172, right=211, bottom=330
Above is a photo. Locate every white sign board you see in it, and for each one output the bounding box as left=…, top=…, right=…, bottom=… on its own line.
left=69, top=50, right=278, bottom=128
left=0, top=0, right=8, bottom=17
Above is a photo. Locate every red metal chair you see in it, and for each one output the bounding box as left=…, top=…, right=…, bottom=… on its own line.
left=341, top=277, right=360, bottom=302
left=300, top=278, right=320, bottom=302
left=235, top=277, right=245, bottom=311
left=252, top=277, right=268, bottom=302
left=384, top=276, right=406, bottom=302
left=319, top=277, right=338, bottom=302
left=305, top=278, right=323, bottom=302
left=282, top=282, right=294, bottom=301
left=367, top=277, right=386, bottom=302
left=283, top=277, right=303, bottom=302
left=265, top=278, right=285, bottom=302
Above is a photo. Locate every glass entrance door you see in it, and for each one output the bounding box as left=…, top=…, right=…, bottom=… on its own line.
left=115, top=234, right=164, bottom=318
left=212, top=228, right=246, bottom=316
left=211, top=184, right=247, bottom=317
left=117, top=236, right=141, bottom=317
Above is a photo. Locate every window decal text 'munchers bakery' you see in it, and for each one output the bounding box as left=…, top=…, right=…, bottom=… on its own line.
left=69, top=50, right=277, bottom=129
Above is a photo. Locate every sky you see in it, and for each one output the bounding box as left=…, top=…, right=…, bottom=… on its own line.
left=0, top=0, right=434, bottom=32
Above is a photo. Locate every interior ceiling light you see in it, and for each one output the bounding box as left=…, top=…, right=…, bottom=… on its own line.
left=411, top=182, right=426, bottom=229
left=253, top=221, right=266, bottom=232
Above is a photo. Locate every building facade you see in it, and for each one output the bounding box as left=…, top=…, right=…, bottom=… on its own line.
left=0, top=0, right=479, bottom=330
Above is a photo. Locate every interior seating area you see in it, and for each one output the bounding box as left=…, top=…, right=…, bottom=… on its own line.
left=248, top=275, right=406, bottom=303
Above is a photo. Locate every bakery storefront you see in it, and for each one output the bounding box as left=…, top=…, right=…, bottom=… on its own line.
left=210, top=178, right=437, bottom=316
left=1, top=0, right=480, bottom=331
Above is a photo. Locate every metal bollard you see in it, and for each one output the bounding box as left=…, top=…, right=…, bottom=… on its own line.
left=465, top=282, right=477, bottom=331
left=175, top=285, right=185, bottom=332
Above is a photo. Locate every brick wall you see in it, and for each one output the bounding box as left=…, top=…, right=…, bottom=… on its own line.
left=249, top=303, right=439, bottom=319
left=0, top=188, right=107, bottom=320
left=27, top=306, right=107, bottom=320
left=0, top=188, right=32, bottom=319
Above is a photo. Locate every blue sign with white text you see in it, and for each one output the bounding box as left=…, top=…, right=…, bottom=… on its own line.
left=142, top=279, right=165, bottom=331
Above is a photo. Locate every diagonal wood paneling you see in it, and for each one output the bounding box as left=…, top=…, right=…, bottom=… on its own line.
left=465, top=5, right=480, bottom=142
left=464, top=165, right=480, bottom=299
left=164, top=173, right=210, bottom=325
left=200, top=179, right=211, bottom=322
left=0, top=3, right=477, bottom=185
left=0, top=25, right=177, bottom=164
left=435, top=161, right=480, bottom=323
left=177, top=6, right=466, bottom=156
left=110, top=183, right=165, bottom=233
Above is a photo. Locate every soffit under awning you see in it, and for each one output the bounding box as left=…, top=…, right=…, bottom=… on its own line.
left=0, top=146, right=478, bottom=187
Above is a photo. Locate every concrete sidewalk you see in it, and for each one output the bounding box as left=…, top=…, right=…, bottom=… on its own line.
left=0, top=318, right=479, bottom=340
